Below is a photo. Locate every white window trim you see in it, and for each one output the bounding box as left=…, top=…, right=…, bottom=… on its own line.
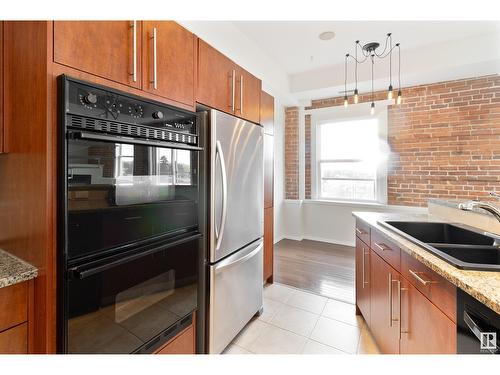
left=308, top=100, right=392, bottom=204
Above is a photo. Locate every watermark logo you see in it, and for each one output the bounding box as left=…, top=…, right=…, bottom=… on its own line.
left=480, top=332, right=497, bottom=350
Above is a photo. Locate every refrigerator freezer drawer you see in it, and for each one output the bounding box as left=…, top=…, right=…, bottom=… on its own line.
left=208, top=239, right=263, bottom=354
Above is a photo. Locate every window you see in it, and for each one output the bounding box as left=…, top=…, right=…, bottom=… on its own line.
left=313, top=107, right=388, bottom=203
left=115, top=144, right=135, bottom=177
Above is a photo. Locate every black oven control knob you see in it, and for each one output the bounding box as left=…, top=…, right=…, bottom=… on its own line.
left=152, top=111, right=164, bottom=120
left=83, top=93, right=98, bottom=105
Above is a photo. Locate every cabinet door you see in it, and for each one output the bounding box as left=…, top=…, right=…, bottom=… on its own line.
left=355, top=238, right=370, bottom=326
left=370, top=251, right=401, bottom=354
left=0, top=21, right=3, bottom=153
left=0, top=322, right=27, bottom=354
left=197, top=40, right=236, bottom=114
left=264, top=134, right=274, bottom=209
left=400, top=279, right=456, bottom=354
left=264, top=207, right=274, bottom=282
left=235, top=68, right=261, bottom=123
left=142, top=21, right=195, bottom=107
left=260, top=91, right=274, bottom=135
left=54, top=21, right=141, bottom=89
left=156, top=325, right=195, bottom=354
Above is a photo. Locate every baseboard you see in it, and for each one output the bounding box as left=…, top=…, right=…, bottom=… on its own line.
left=281, top=235, right=355, bottom=247
left=273, top=235, right=285, bottom=244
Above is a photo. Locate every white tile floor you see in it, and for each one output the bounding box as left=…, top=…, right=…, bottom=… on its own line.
left=223, top=283, right=380, bottom=355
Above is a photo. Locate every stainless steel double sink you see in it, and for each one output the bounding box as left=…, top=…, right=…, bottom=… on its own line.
left=379, top=221, right=500, bottom=271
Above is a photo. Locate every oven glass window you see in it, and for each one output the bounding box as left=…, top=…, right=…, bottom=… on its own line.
left=67, top=238, right=199, bottom=354
left=67, top=139, right=199, bottom=260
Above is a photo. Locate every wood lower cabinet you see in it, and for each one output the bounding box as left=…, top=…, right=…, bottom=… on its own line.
left=0, top=21, right=3, bottom=153
left=155, top=323, right=195, bottom=354
left=355, top=238, right=370, bottom=326
left=370, top=251, right=401, bottom=354
left=0, top=281, right=31, bottom=354
left=264, top=207, right=274, bottom=282
left=356, top=220, right=458, bottom=354
left=0, top=322, right=27, bottom=354
left=400, top=279, right=456, bottom=354
left=142, top=21, right=195, bottom=107
left=54, top=21, right=141, bottom=89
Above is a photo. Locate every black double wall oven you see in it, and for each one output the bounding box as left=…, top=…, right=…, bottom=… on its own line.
left=58, top=76, right=205, bottom=354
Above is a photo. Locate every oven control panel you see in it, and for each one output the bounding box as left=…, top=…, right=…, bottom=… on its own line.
left=64, top=77, right=197, bottom=136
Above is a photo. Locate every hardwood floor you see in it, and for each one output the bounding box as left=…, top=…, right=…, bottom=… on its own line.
left=274, top=239, right=355, bottom=304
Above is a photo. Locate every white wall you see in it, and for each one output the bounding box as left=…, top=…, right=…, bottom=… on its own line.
left=273, top=101, right=286, bottom=243
left=282, top=200, right=427, bottom=247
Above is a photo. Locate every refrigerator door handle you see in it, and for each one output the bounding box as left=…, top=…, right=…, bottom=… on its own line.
left=214, top=240, right=262, bottom=274
left=215, top=140, right=228, bottom=250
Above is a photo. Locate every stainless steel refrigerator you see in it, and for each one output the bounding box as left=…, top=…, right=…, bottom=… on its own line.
left=206, top=110, right=264, bottom=354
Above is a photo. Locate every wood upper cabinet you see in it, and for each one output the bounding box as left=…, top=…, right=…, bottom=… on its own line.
left=141, top=21, right=195, bottom=107
left=235, top=68, right=261, bottom=124
left=54, top=21, right=141, bottom=89
left=400, top=279, right=456, bottom=354
left=197, top=40, right=261, bottom=123
left=260, top=91, right=274, bottom=135
left=355, top=238, right=371, bottom=326
left=370, top=251, right=401, bottom=354
left=197, top=39, right=236, bottom=114
left=264, top=207, right=274, bottom=282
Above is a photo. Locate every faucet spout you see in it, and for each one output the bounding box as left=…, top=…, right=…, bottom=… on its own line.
left=458, top=200, right=500, bottom=223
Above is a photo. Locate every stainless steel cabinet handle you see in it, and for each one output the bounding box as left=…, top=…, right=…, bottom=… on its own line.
left=231, top=69, right=236, bottom=112
left=240, top=75, right=243, bottom=115
left=130, top=21, right=137, bottom=82
left=375, top=242, right=390, bottom=252
left=215, top=140, right=228, bottom=251
left=388, top=272, right=393, bottom=327
left=362, top=249, right=369, bottom=288
left=409, top=269, right=437, bottom=286
left=355, top=227, right=366, bottom=235
left=150, top=27, right=157, bottom=90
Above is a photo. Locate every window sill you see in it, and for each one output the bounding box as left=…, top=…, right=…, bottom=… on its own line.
left=302, top=199, right=386, bottom=208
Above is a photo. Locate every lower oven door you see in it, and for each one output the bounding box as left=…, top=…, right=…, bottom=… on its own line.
left=64, top=234, right=200, bottom=354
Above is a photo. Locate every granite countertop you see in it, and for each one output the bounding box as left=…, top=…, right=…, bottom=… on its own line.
left=0, top=249, right=38, bottom=289
left=353, top=211, right=500, bottom=315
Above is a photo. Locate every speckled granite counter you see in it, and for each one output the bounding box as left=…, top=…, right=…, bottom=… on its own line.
left=0, top=249, right=38, bottom=289
left=353, top=211, right=500, bottom=315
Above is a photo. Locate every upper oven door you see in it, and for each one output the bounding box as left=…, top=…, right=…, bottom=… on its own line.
left=65, top=134, right=200, bottom=260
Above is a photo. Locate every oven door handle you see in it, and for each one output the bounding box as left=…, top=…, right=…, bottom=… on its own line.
left=68, top=233, right=202, bottom=280
left=69, top=131, right=203, bottom=151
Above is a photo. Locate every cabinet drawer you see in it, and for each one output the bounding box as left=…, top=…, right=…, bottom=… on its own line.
left=0, top=282, right=28, bottom=332
left=355, top=219, right=371, bottom=246
left=156, top=324, right=195, bottom=354
left=370, top=229, right=401, bottom=272
left=0, top=322, right=28, bottom=354
left=401, top=250, right=456, bottom=322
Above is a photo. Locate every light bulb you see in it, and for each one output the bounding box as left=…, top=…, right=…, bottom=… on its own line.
left=354, top=89, right=359, bottom=104
left=388, top=85, right=393, bottom=100
left=396, top=90, right=402, bottom=105
left=344, top=96, right=348, bottom=107
left=370, top=102, right=375, bottom=115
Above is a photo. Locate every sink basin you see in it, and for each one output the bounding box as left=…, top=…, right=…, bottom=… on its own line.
left=379, top=221, right=500, bottom=271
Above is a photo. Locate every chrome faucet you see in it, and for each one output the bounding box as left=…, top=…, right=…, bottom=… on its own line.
left=458, top=192, right=500, bottom=223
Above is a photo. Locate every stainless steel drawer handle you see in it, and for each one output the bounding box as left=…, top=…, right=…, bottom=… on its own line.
left=150, top=27, right=158, bottom=90
left=374, top=242, right=390, bottom=252
left=409, top=269, right=437, bottom=286
left=355, top=227, right=366, bottom=235
left=130, top=20, right=137, bottom=82
left=362, top=249, right=369, bottom=288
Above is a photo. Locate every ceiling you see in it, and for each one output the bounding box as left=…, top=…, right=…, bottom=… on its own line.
left=231, top=21, right=500, bottom=75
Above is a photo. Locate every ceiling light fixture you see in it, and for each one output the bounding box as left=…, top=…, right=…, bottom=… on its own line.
left=319, top=31, right=336, bottom=41
left=343, top=33, right=402, bottom=113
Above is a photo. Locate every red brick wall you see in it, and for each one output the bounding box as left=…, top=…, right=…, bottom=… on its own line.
left=285, top=107, right=299, bottom=199
left=285, top=74, right=500, bottom=206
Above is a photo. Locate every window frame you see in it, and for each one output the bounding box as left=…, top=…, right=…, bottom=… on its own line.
left=310, top=101, right=391, bottom=204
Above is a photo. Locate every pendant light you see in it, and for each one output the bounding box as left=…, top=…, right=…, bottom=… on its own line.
left=343, top=33, right=402, bottom=113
